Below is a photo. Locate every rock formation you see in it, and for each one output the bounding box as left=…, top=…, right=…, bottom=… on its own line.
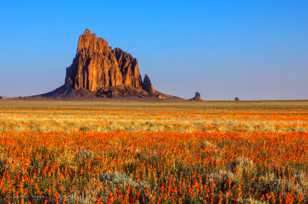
left=40, top=29, right=173, bottom=99
left=142, top=74, right=155, bottom=95
left=190, top=92, right=202, bottom=101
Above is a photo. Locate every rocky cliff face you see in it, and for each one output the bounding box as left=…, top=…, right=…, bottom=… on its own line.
left=42, top=29, right=171, bottom=99
left=65, top=29, right=144, bottom=93
left=113, top=47, right=143, bottom=90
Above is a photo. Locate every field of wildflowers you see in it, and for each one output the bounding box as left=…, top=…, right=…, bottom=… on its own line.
left=0, top=100, right=307, bottom=203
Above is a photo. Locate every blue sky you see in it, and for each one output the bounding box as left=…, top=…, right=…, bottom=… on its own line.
left=0, top=1, right=307, bottom=99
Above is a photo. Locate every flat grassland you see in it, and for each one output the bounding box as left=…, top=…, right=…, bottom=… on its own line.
left=0, top=100, right=307, bottom=203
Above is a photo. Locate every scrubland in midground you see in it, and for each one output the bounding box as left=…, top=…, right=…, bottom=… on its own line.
left=0, top=100, right=307, bottom=203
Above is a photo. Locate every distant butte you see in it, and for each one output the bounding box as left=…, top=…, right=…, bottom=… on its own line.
left=190, top=92, right=203, bottom=101
left=37, top=29, right=178, bottom=99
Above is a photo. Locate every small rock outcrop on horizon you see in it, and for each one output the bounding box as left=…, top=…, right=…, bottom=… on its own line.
left=40, top=29, right=173, bottom=99
left=190, top=92, right=202, bottom=101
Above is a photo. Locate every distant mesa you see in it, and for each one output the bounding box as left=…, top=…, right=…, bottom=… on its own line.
left=190, top=92, right=203, bottom=101
left=36, top=29, right=178, bottom=99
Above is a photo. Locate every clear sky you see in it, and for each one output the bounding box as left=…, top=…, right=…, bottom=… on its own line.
left=0, top=1, right=307, bottom=99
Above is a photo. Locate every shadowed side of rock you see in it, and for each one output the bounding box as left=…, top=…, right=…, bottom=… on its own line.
left=190, top=92, right=203, bottom=101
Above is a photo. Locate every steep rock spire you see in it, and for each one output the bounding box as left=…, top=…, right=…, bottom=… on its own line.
left=41, top=29, right=172, bottom=99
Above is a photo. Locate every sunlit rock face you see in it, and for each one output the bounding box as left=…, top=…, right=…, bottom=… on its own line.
left=39, top=29, right=175, bottom=99
left=66, top=29, right=130, bottom=92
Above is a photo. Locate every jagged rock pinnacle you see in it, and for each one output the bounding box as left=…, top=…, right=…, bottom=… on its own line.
left=40, top=29, right=171, bottom=99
